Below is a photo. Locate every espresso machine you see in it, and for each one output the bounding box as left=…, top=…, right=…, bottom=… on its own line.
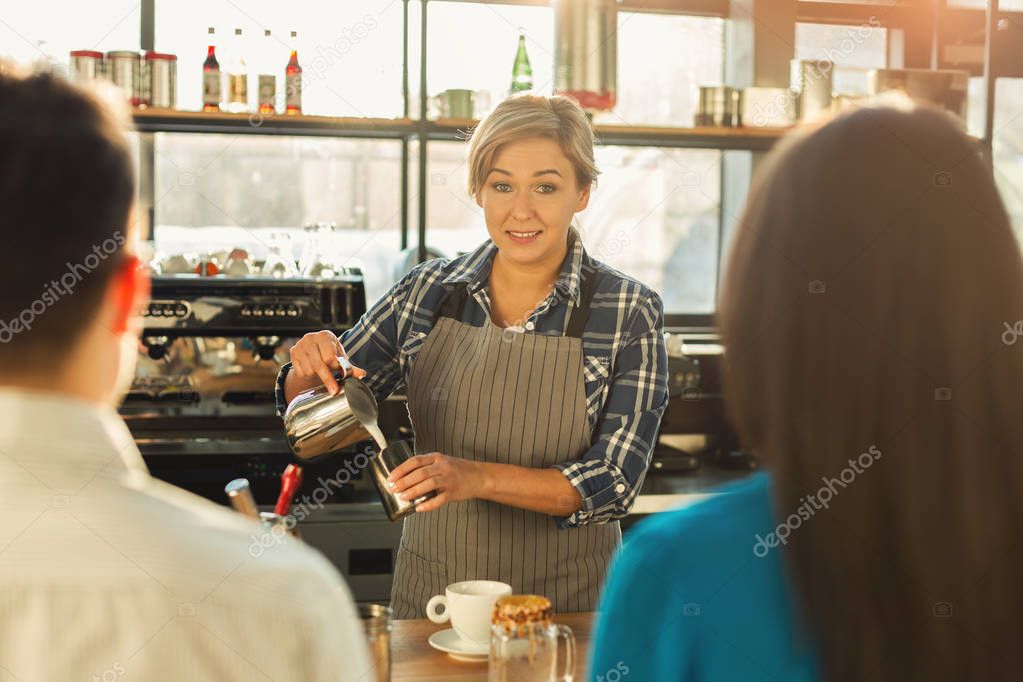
left=120, top=273, right=409, bottom=603
left=651, top=332, right=756, bottom=473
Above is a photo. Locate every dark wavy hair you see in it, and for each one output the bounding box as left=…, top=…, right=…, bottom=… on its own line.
left=720, top=100, right=1023, bottom=680
left=0, top=63, right=135, bottom=371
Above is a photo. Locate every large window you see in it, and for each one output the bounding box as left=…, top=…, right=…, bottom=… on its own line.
left=422, top=2, right=553, bottom=119
left=155, top=0, right=406, bottom=118
left=795, top=21, right=889, bottom=95
left=152, top=0, right=412, bottom=304
left=0, top=2, right=140, bottom=68
left=990, top=80, right=1023, bottom=238
left=153, top=134, right=409, bottom=303
left=424, top=4, right=726, bottom=314
left=609, top=12, right=725, bottom=127
left=2, top=1, right=753, bottom=318
left=948, top=0, right=1023, bottom=9
left=425, top=139, right=722, bottom=314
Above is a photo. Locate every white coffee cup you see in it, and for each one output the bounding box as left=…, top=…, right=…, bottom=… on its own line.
left=426, top=580, right=512, bottom=649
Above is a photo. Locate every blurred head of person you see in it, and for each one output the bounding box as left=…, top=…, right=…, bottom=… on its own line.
left=720, top=97, right=1023, bottom=680
left=0, top=62, right=148, bottom=407
left=467, top=94, right=598, bottom=274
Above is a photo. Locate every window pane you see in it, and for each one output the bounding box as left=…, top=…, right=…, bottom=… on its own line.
left=153, top=134, right=406, bottom=302
left=608, top=14, right=724, bottom=126
left=588, top=147, right=721, bottom=314
left=420, top=140, right=488, bottom=259
left=0, top=1, right=140, bottom=67
left=948, top=0, right=1023, bottom=9
left=424, top=5, right=724, bottom=127
left=992, top=79, right=1023, bottom=240
left=795, top=21, right=889, bottom=95
left=425, top=141, right=721, bottom=314
left=423, top=2, right=554, bottom=118
left=154, top=0, right=405, bottom=117
left=797, top=0, right=905, bottom=4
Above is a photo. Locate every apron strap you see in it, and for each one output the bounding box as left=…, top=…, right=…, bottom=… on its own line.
left=436, top=282, right=471, bottom=321
left=564, top=262, right=601, bottom=339
left=434, top=262, right=601, bottom=337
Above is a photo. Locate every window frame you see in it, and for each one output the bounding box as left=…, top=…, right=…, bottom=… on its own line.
left=134, top=0, right=997, bottom=331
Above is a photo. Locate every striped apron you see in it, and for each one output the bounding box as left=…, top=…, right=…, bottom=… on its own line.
left=389, top=268, right=620, bottom=619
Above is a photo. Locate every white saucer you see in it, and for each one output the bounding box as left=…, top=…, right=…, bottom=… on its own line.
left=427, top=628, right=489, bottom=661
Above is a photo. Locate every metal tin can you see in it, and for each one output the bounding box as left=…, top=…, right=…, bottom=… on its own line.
left=106, top=50, right=142, bottom=106
left=144, top=51, right=177, bottom=109
left=69, top=50, right=104, bottom=84
left=696, top=86, right=741, bottom=127
left=791, top=59, right=834, bottom=122
left=553, top=0, right=618, bottom=111
left=358, top=604, right=392, bottom=682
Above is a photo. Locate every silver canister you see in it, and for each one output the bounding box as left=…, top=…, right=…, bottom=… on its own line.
left=144, top=51, right=177, bottom=109
left=358, top=604, right=392, bottom=682
left=106, top=50, right=142, bottom=106
left=790, top=59, right=833, bottom=121
left=69, top=50, right=104, bottom=84
left=553, top=0, right=617, bottom=111
left=696, top=86, right=741, bottom=127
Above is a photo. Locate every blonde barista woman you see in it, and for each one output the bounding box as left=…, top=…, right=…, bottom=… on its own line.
left=277, top=95, right=668, bottom=619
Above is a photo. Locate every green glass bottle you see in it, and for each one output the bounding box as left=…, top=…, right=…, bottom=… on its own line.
left=510, top=32, right=533, bottom=94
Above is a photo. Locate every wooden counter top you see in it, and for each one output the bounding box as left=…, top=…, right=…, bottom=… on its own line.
left=391, top=611, right=595, bottom=681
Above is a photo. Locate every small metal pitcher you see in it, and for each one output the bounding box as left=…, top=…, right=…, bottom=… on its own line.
left=283, top=357, right=383, bottom=462
left=283, top=358, right=436, bottom=520
left=371, top=440, right=438, bottom=522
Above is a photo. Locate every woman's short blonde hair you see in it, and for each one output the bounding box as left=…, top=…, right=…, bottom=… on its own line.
left=466, top=94, right=599, bottom=198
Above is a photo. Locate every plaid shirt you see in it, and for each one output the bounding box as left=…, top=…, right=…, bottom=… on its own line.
left=275, top=230, right=668, bottom=528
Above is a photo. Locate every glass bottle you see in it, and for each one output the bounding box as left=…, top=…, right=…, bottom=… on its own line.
left=257, top=28, right=276, bottom=114
left=300, top=222, right=339, bottom=278
left=261, top=231, right=298, bottom=278
left=226, top=27, right=248, bottom=113
left=202, top=27, right=221, bottom=112
left=510, top=31, right=533, bottom=95
left=285, top=30, right=302, bottom=116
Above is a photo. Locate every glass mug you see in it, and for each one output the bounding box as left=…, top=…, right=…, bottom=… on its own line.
left=489, top=595, right=575, bottom=682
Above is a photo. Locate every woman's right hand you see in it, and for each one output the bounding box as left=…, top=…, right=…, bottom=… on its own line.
left=288, top=330, right=367, bottom=396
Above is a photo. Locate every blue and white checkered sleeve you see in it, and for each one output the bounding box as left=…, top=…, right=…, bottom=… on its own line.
left=552, top=291, right=668, bottom=528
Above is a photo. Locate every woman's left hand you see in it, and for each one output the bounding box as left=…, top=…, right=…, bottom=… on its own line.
left=386, top=453, right=485, bottom=513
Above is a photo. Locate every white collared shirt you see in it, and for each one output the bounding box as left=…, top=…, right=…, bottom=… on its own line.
left=0, top=388, right=374, bottom=682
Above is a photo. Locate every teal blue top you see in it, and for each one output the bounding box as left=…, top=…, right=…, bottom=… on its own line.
left=589, top=472, right=819, bottom=682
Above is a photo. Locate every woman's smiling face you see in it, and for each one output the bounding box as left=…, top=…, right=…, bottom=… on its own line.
left=476, top=136, right=590, bottom=269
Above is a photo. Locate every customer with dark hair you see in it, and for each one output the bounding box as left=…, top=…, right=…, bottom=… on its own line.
left=590, top=99, right=1023, bottom=680
left=0, top=63, right=372, bottom=680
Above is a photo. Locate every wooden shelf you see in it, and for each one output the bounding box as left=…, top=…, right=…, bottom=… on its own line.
left=132, top=109, right=416, bottom=139
left=132, top=109, right=792, bottom=151
left=426, top=118, right=791, bottom=151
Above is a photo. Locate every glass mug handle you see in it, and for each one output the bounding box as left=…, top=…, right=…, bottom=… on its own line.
left=554, top=624, right=575, bottom=681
